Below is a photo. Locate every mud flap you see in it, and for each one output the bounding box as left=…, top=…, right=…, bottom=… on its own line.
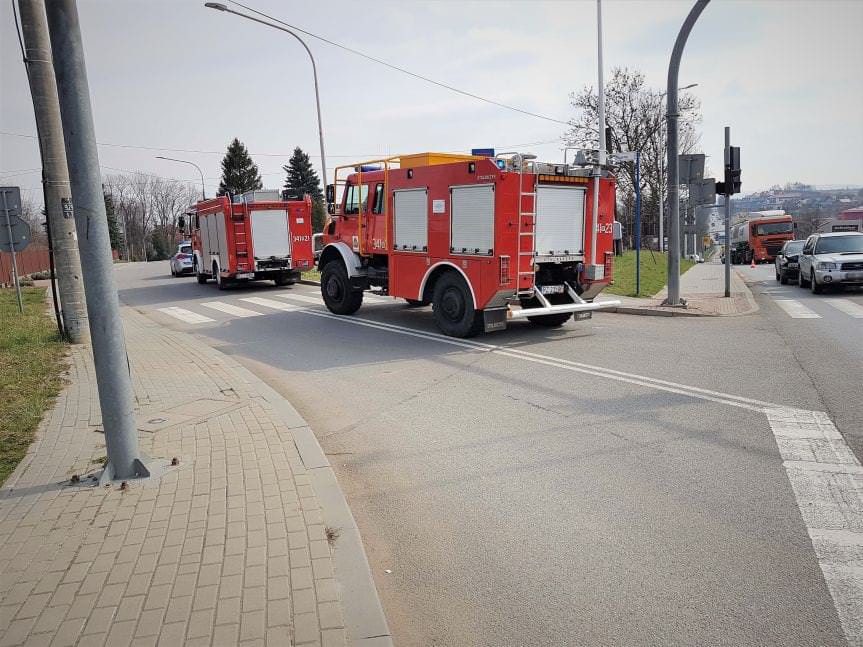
left=483, top=308, right=507, bottom=333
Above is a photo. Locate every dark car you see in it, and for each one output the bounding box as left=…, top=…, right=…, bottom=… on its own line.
left=775, top=239, right=805, bottom=284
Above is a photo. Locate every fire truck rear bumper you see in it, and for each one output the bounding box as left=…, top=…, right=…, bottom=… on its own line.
left=507, top=285, right=620, bottom=320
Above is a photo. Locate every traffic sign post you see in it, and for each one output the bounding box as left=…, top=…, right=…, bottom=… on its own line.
left=1, top=187, right=30, bottom=314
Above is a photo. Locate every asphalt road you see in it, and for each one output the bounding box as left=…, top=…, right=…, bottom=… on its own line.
left=115, top=261, right=858, bottom=647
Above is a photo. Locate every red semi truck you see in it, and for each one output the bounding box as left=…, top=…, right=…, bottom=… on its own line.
left=186, top=190, right=315, bottom=289
left=318, top=151, right=620, bottom=337
left=730, top=212, right=795, bottom=264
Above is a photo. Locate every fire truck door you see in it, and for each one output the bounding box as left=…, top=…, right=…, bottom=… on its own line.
left=250, top=209, right=291, bottom=259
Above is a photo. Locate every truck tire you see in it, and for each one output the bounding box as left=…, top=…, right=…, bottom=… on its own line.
left=195, top=261, right=208, bottom=284
left=432, top=272, right=482, bottom=338
left=274, top=274, right=295, bottom=287
left=321, top=260, right=363, bottom=315
left=214, top=262, right=230, bottom=291
left=525, top=293, right=573, bottom=328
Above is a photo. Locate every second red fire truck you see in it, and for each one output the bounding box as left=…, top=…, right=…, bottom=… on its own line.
left=318, top=151, right=620, bottom=337
left=185, top=190, right=315, bottom=289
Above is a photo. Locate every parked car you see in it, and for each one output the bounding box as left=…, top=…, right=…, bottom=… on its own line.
left=170, top=241, right=194, bottom=277
left=775, top=239, right=805, bottom=284
left=686, top=253, right=704, bottom=263
left=797, top=232, right=863, bottom=293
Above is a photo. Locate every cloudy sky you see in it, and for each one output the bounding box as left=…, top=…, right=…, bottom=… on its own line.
left=1, top=0, right=861, bottom=203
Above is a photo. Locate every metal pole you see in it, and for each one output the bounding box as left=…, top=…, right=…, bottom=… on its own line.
left=18, top=0, right=89, bottom=343
left=635, top=151, right=641, bottom=295
left=205, top=3, right=328, bottom=189
left=664, top=0, right=710, bottom=306
left=724, top=126, right=731, bottom=298
left=658, top=128, right=664, bottom=253
left=45, top=0, right=146, bottom=482
left=155, top=156, right=206, bottom=200
left=2, top=192, right=24, bottom=314
left=590, top=0, right=605, bottom=271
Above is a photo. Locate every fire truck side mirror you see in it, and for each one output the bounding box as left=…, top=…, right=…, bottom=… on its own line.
left=325, top=184, right=335, bottom=204
left=327, top=202, right=335, bottom=216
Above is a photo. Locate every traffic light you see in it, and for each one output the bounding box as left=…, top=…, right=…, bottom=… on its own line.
left=724, top=146, right=741, bottom=195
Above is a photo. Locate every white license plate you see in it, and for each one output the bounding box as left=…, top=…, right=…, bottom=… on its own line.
left=787, top=262, right=798, bottom=268
left=235, top=272, right=255, bottom=279
left=540, top=284, right=565, bottom=295
left=573, top=312, right=592, bottom=321
left=541, top=255, right=580, bottom=263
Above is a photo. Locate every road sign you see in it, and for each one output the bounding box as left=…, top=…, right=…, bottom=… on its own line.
left=679, top=154, right=705, bottom=184
left=688, top=179, right=716, bottom=207
left=0, top=214, right=31, bottom=252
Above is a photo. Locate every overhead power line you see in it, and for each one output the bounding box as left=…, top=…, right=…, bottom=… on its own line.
left=227, top=0, right=570, bottom=126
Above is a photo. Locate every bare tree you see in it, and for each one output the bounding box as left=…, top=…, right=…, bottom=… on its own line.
left=19, top=196, right=48, bottom=246
left=564, top=67, right=702, bottom=248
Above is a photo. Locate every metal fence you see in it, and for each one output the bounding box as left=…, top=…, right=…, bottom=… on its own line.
left=0, top=246, right=51, bottom=286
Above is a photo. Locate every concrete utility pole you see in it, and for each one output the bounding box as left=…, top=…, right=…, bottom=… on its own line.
left=45, top=0, right=147, bottom=482
left=664, top=0, right=710, bottom=306
left=18, top=0, right=89, bottom=343
left=589, top=0, right=606, bottom=274
left=724, top=126, right=732, bottom=297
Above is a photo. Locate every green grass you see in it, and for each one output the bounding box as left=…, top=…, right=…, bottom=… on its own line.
left=0, top=288, right=67, bottom=485
left=301, top=269, right=321, bottom=282
left=604, top=250, right=695, bottom=297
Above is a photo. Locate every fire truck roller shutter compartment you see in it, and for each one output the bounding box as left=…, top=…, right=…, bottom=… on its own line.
left=450, top=184, right=494, bottom=255
left=535, top=185, right=586, bottom=257
left=251, top=209, right=291, bottom=260
left=393, top=188, right=428, bottom=251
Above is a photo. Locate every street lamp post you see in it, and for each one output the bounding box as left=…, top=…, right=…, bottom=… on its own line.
left=155, top=156, right=206, bottom=200
left=657, top=83, right=697, bottom=253
left=204, top=2, right=328, bottom=191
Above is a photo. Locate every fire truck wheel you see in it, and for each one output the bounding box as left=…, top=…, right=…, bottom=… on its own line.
left=273, top=274, right=295, bottom=287
left=525, top=293, right=573, bottom=328
left=196, top=271, right=208, bottom=284
left=215, top=263, right=231, bottom=290
left=321, top=260, right=363, bottom=315
left=432, top=272, right=482, bottom=338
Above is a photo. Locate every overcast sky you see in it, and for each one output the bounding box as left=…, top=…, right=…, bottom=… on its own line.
left=2, top=0, right=861, bottom=203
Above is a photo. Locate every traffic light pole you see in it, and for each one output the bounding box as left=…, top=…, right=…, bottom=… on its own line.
left=724, top=126, right=732, bottom=298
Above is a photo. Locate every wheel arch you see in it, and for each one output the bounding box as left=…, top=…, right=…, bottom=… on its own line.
left=319, top=242, right=363, bottom=278
left=419, top=262, right=477, bottom=308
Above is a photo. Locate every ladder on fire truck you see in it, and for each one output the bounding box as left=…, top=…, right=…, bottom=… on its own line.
left=231, top=206, right=251, bottom=272
left=512, top=155, right=537, bottom=297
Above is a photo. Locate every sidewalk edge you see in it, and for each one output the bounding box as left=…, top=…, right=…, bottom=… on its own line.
left=215, top=353, right=393, bottom=646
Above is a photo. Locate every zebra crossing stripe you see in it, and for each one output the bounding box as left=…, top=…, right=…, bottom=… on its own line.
left=274, top=293, right=323, bottom=305
left=825, top=299, right=863, bottom=318
left=201, top=301, right=263, bottom=318
left=157, top=307, right=215, bottom=324
left=774, top=300, right=821, bottom=319
left=240, top=297, right=305, bottom=312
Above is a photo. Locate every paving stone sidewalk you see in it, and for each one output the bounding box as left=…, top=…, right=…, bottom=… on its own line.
left=0, top=307, right=366, bottom=647
left=606, top=260, right=758, bottom=317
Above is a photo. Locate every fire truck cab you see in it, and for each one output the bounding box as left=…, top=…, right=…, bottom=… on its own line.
left=318, top=151, right=620, bottom=337
left=188, top=190, right=315, bottom=289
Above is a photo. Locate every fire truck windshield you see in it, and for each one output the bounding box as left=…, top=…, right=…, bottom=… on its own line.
left=344, top=184, right=369, bottom=215
left=754, top=221, right=793, bottom=235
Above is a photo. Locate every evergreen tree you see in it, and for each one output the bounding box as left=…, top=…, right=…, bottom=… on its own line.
left=283, top=147, right=326, bottom=232
left=103, top=189, right=125, bottom=254
left=218, top=138, right=263, bottom=196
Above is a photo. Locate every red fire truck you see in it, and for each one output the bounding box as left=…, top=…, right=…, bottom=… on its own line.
left=186, top=190, right=315, bottom=289
left=318, top=151, right=620, bottom=337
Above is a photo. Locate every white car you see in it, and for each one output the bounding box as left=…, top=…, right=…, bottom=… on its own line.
left=797, top=232, right=863, bottom=293
left=169, top=241, right=194, bottom=277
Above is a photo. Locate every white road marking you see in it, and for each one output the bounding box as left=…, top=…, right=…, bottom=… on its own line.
left=240, top=297, right=305, bottom=312
left=825, top=298, right=863, bottom=318
left=273, top=293, right=324, bottom=305
left=200, top=301, right=263, bottom=318
left=774, top=299, right=821, bottom=319
left=765, top=408, right=863, bottom=645
left=157, top=306, right=215, bottom=324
